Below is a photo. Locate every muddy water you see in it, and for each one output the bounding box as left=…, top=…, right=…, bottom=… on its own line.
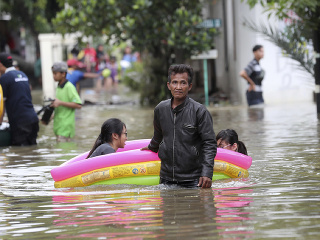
left=0, top=90, right=319, bottom=239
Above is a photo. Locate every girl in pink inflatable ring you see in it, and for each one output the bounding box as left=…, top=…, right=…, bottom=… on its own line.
left=216, top=129, right=248, bottom=155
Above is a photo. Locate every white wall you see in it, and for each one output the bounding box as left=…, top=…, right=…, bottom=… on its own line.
left=38, top=34, right=63, bottom=100
left=256, top=22, right=314, bottom=104
left=38, top=33, right=82, bottom=100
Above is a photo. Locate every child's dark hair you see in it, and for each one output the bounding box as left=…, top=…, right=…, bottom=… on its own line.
left=87, top=118, right=126, bottom=158
left=168, top=64, right=194, bottom=84
left=252, top=45, right=263, bottom=52
left=216, top=129, right=248, bottom=155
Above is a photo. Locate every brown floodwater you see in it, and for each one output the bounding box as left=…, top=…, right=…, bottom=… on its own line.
left=0, top=88, right=319, bottom=239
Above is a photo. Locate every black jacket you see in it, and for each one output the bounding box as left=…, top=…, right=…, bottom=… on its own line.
left=148, top=97, right=217, bottom=181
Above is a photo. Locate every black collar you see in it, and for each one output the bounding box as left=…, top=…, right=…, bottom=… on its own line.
left=58, top=80, right=68, bottom=88
left=171, top=96, right=189, bottom=113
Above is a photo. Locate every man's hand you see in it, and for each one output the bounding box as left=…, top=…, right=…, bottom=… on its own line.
left=248, top=83, right=256, bottom=92
left=240, top=70, right=256, bottom=92
left=51, top=99, right=61, bottom=108
left=198, top=176, right=212, bottom=188
left=140, top=146, right=150, bottom=151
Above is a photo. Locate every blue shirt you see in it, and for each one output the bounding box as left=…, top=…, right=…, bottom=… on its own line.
left=0, top=68, right=38, bottom=127
left=66, top=70, right=84, bottom=86
left=122, top=54, right=137, bottom=63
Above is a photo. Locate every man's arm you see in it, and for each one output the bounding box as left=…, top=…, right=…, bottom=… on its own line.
left=197, top=108, right=217, bottom=188
left=83, top=72, right=100, bottom=79
left=51, top=99, right=82, bottom=109
left=146, top=107, right=163, bottom=153
left=239, top=69, right=255, bottom=91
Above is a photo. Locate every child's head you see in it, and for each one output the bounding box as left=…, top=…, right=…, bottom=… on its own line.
left=110, top=56, right=116, bottom=63
left=253, top=44, right=264, bottom=60
left=87, top=118, right=127, bottom=158
left=52, top=62, right=68, bottom=82
left=216, top=129, right=248, bottom=155
left=100, top=118, right=127, bottom=145
left=67, top=59, right=85, bottom=69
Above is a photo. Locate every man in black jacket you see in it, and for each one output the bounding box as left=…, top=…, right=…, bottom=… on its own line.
left=142, top=64, right=217, bottom=188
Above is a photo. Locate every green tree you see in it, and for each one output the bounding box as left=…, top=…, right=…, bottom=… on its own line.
left=0, top=0, right=61, bottom=85
left=53, top=0, right=217, bottom=105
left=0, top=0, right=61, bottom=37
left=243, top=0, right=320, bottom=116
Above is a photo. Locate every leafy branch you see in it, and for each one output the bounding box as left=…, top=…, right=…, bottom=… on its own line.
left=243, top=18, right=314, bottom=77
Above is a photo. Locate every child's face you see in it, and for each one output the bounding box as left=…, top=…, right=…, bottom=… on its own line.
left=118, top=126, right=127, bottom=148
left=52, top=71, right=65, bottom=82
left=217, top=138, right=237, bottom=152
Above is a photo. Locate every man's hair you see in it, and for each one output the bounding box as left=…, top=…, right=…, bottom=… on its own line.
left=168, top=64, right=194, bottom=84
left=252, top=45, right=263, bottom=52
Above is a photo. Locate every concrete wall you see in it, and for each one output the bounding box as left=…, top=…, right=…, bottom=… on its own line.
left=38, top=33, right=84, bottom=100
left=212, top=0, right=314, bottom=105
left=39, top=34, right=63, bottom=100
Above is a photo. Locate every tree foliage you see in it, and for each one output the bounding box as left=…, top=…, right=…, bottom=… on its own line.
left=244, top=0, right=320, bottom=29
left=54, top=0, right=215, bottom=57
left=243, top=0, right=320, bottom=78
left=53, top=0, right=217, bottom=105
left=0, top=0, right=61, bottom=36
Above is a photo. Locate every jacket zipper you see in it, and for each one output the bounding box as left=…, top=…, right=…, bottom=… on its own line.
left=173, top=112, right=176, bottom=180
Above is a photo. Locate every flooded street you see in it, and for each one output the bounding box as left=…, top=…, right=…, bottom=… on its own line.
left=0, top=89, right=320, bottom=239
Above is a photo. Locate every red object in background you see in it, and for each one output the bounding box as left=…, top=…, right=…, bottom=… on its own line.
left=67, top=59, right=85, bottom=68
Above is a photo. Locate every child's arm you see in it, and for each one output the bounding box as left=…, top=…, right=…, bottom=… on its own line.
left=51, top=99, right=82, bottom=109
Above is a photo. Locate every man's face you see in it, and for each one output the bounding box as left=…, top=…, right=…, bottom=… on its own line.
left=167, top=72, right=192, bottom=100
left=52, top=71, right=65, bottom=82
left=254, top=47, right=264, bottom=60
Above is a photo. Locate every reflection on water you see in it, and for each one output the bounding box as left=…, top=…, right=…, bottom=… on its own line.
left=1, top=90, right=320, bottom=239
left=213, top=186, right=254, bottom=238
left=49, top=185, right=254, bottom=239
left=52, top=190, right=164, bottom=239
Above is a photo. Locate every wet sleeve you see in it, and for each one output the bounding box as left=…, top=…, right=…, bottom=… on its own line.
left=148, top=107, right=163, bottom=153
left=197, top=107, right=217, bottom=179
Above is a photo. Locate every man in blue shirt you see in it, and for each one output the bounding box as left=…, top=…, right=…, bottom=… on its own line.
left=0, top=53, right=39, bottom=146
left=66, top=59, right=99, bottom=93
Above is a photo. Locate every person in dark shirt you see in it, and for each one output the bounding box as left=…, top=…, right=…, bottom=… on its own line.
left=87, top=118, right=127, bottom=158
left=0, top=53, right=39, bottom=146
left=239, top=45, right=265, bottom=107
